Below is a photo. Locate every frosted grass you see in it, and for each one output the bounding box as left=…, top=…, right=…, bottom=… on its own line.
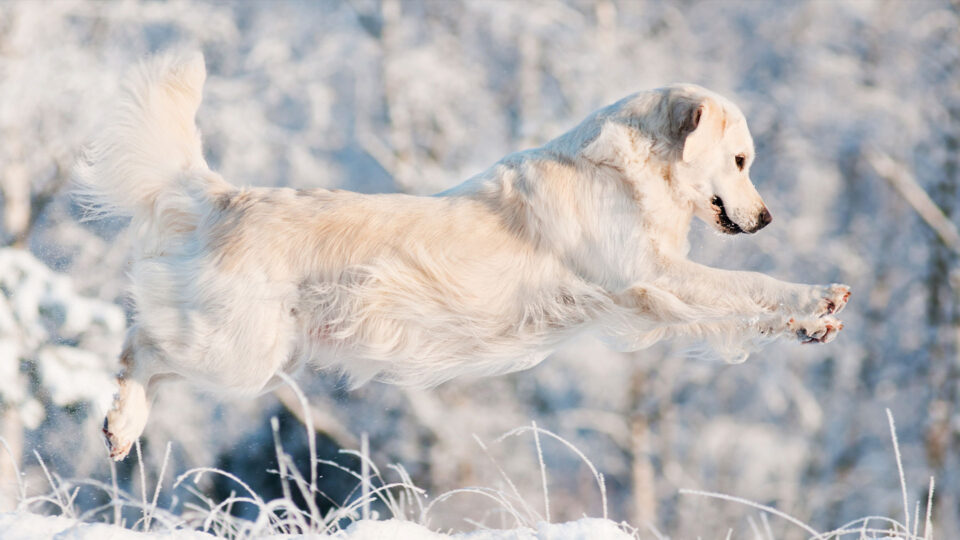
left=680, top=409, right=936, bottom=540
left=0, top=383, right=935, bottom=539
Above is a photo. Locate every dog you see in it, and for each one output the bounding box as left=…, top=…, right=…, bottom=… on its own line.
left=75, top=52, right=849, bottom=460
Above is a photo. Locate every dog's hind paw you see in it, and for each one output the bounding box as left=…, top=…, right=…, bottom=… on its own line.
left=789, top=315, right=844, bottom=344
left=102, top=417, right=136, bottom=461
left=102, top=401, right=146, bottom=461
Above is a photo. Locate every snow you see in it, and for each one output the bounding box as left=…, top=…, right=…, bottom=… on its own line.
left=0, top=512, right=213, bottom=540
left=0, top=514, right=633, bottom=540
left=339, top=518, right=633, bottom=540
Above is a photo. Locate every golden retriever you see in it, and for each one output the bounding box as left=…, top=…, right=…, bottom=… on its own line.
left=76, top=52, right=849, bottom=460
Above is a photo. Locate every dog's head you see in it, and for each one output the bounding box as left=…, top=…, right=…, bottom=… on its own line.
left=578, top=84, right=770, bottom=235
left=665, top=85, right=770, bottom=234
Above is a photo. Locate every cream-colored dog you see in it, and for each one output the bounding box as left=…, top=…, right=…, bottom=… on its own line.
left=76, top=53, right=849, bottom=460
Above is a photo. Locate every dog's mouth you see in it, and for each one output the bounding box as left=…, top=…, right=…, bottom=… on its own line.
left=711, top=196, right=743, bottom=235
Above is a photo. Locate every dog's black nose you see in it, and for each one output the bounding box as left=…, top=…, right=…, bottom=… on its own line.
left=758, top=207, right=773, bottom=229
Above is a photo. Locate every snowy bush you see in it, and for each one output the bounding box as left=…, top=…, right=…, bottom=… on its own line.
left=0, top=248, right=123, bottom=421
left=0, top=248, right=123, bottom=508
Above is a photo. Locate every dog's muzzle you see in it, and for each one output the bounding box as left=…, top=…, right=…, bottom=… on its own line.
left=711, top=197, right=772, bottom=234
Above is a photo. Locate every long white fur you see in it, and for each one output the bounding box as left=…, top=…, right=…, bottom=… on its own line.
left=76, top=53, right=850, bottom=460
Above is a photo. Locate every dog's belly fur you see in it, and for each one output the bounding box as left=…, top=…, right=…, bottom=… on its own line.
left=132, top=186, right=608, bottom=391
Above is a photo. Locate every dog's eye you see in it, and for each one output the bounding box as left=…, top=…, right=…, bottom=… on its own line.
left=735, top=154, right=746, bottom=170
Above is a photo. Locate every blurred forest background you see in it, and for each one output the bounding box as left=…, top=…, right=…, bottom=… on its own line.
left=0, top=0, right=959, bottom=538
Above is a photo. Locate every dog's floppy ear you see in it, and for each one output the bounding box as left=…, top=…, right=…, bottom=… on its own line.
left=675, top=97, right=725, bottom=163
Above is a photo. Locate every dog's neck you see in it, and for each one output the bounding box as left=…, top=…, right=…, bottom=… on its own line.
left=638, top=161, right=694, bottom=260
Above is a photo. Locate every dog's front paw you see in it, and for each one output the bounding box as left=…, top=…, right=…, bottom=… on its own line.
left=815, top=284, right=851, bottom=317
left=781, top=283, right=850, bottom=318
left=789, top=315, right=844, bottom=344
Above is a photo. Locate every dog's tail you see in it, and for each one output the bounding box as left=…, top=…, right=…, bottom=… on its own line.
left=74, top=52, right=231, bottom=228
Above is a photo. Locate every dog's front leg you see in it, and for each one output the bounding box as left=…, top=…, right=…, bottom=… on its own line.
left=608, top=289, right=846, bottom=360
left=651, top=258, right=850, bottom=320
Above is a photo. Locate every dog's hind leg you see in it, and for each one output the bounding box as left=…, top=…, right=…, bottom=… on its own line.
left=103, top=327, right=174, bottom=461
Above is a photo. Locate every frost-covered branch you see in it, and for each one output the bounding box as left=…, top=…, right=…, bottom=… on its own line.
left=868, top=150, right=960, bottom=254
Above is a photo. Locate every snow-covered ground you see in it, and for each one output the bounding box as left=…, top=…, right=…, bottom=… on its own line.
left=0, top=513, right=635, bottom=540
left=0, top=512, right=213, bottom=540
left=0, top=0, right=958, bottom=538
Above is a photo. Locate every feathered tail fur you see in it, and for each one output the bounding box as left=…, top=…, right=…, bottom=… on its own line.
left=74, top=52, right=230, bottom=251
